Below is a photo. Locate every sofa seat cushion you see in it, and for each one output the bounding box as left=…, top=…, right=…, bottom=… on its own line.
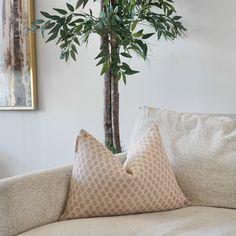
left=18, top=206, right=236, bottom=236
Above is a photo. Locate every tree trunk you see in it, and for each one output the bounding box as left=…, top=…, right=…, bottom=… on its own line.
left=101, top=0, right=122, bottom=153
left=111, top=76, right=121, bottom=152
left=103, top=65, right=113, bottom=148
left=110, top=33, right=122, bottom=153
left=101, top=1, right=113, bottom=149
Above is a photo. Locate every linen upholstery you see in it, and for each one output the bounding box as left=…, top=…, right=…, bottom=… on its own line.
left=129, top=106, right=236, bottom=209
left=0, top=165, right=72, bottom=236
left=61, top=128, right=189, bottom=220
left=0, top=153, right=127, bottom=236
left=19, top=206, right=236, bottom=236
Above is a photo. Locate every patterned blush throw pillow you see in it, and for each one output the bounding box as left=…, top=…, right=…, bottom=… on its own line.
left=61, top=125, right=189, bottom=220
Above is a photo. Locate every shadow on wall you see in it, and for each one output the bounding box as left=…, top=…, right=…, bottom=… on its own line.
left=0, top=153, right=27, bottom=179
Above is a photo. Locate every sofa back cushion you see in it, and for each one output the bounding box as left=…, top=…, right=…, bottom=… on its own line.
left=129, top=106, right=236, bottom=209
left=61, top=127, right=189, bottom=220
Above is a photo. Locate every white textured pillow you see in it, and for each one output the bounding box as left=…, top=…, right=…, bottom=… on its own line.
left=129, top=106, right=236, bottom=209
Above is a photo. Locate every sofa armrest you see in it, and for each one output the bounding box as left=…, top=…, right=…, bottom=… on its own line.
left=0, top=165, right=72, bottom=236
left=0, top=152, right=127, bottom=236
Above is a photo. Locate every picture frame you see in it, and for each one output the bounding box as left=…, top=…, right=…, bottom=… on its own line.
left=0, top=0, right=37, bottom=110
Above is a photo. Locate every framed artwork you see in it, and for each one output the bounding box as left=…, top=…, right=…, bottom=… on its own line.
left=0, top=0, right=37, bottom=110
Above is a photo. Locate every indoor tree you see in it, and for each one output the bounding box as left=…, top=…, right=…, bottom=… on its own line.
left=31, top=0, right=186, bottom=153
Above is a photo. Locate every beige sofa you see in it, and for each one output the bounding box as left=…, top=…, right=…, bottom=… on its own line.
left=1, top=109, right=236, bottom=236
left=1, top=152, right=236, bottom=236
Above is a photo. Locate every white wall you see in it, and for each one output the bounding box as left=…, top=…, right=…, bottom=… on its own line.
left=1, top=0, right=236, bottom=178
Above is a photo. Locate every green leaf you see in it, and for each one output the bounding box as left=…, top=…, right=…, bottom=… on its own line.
left=142, top=33, right=155, bottom=39
left=60, top=43, right=67, bottom=49
left=173, top=16, right=182, bottom=20
left=130, top=44, right=142, bottom=55
left=114, top=6, right=119, bottom=13
left=33, top=19, right=44, bottom=24
left=95, top=50, right=106, bottom=59
left=60, top=29, right=66, bottom=38
left=76, top=0, right=89, bottom=9
left=96, top=55, right=109, bottom=66
left=121, top=52, right=132, bottom=58
left=50, top=15, right=61, bottom=21
left=66, top=3, right=74, bottom=12
left=73, top=13, right=85, bottom=17
left=121, top=62, right=131, bottom=71
left=46, top=33, right=58, bottom=43
left=63, top=23, right=68, bottom=32
left=131, top=21, right=137, bottom=31
left=103, top=0, right=109, bottom=5
left=30, top=25, right=40, bottom=32
left=166, top=31, right=174, bottom=38
left=60, top=51, right=65, bottom=60
left=122, top=72, right=126, bottom=85
left=100, top=62, right=110, bottom=75
left=76, top=0, right=84, bottom=9
left=71, top=44, right=78, bottom=53
left=45, top=22, right=55, bottom=29
left=114, top=14, right=121, bottom=22
left=53, top=8, right=67, bottom=15
left=40, top=11, right=51, bottom=18
left=142, top=43, right=148, bottom=59
left=133, top=30, right=143, bottom=38
left=56, top=37, right=62, bottom=45
left=121, top=63, right=139, bottom=75
left=135, top=40, right=148, bottom=59
left=117, top=71, right=122, bottom=80
left=40, top=25, right=45, bottom=37
left=70, top=50, right=76, bottom=61
left=167, top=9, right=173, bottom=16
left=124, top=69, right=139, bottom=75
left=75, top=24, right=83, bottom=32
left=66, top=14, right=73, bottom=24
left=73, top=37, right=80, bottom=46
left=65, top=51, right=69, bottom=62
left=69, top=19, right=84, bottom=26
left=157, top=30, right=162, bottom=39
left=49, top=24, right=61, bottom=34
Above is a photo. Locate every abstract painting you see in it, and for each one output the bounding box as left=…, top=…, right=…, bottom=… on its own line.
left=0, top=0, right=37, bottom=110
